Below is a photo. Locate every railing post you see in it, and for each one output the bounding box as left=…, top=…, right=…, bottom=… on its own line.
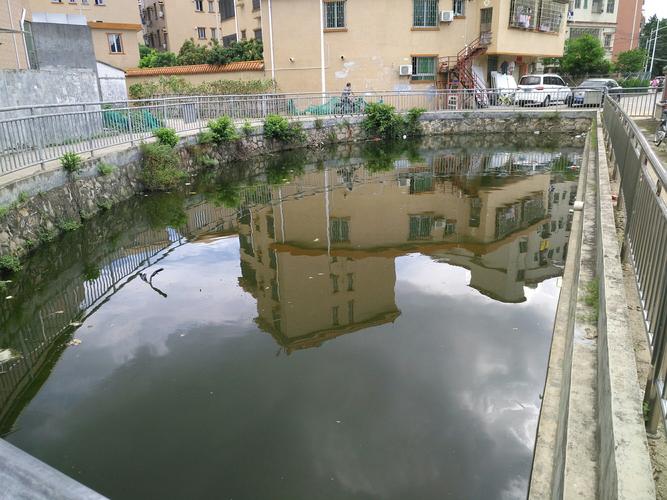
left=31, top=106, right=45, bottom=168
left=84, top=104, right=95, bottom=157
left=128, top=108, right=135, bottom=146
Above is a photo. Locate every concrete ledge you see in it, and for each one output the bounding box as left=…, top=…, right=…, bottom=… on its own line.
left=596, top=121, right=656, bottom=499
left=0, top=439, right=107, bottom=499
left=529, top=121, right=591, bottom=499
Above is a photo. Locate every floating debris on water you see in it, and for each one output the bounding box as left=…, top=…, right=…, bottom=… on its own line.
left=67, top=339, right=82, bottom=346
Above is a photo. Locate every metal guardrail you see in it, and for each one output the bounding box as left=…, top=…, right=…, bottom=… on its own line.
left=0, top=88, right=655, bottom=177
left=602, top=95, right=667, bottom=434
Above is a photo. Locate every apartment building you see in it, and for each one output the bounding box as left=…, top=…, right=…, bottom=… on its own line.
left=566, top=0, right=619, bottom=58
left=611, top=0, right=642, bottom=58
left=20, top=0, right=142, bottom=69
left=260, top=0, right=568, bottom=93
left=142, top=0, right=262, bottom=53
left=0, top=0, right=30, bottom=69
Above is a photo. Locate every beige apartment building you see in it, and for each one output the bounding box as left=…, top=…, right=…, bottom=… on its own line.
left=566, top=0, right=618, bottom=58
left=260, top=0, right=569, bottom=93
left=142, top=0, right=262, bottom=53
left=22, top=0, right=142, bottom=69
left=0, top=0, right=30, bottom=69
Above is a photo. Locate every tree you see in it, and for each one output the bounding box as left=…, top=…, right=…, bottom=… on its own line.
left=640, top=15, right=667, bottom=77
left=614, top=48, right=647, bottom=73
left=560, top=35, right=611, bottom=77
left=177, top=39, right=210, bottom=65
left=139, top=48, right=178, bottom=68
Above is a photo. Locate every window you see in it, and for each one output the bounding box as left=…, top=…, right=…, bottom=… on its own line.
left=253, top=0, right=260, bottom=9
left=220, top=0, right=235, bottom=19
left=575, top=0, right=580, bottom=7
left=411, top=56, right=436, bottom=81
left=409, top=215, right=433, bottom=240
left=413, top=0, right=438, bottom=27
left=332, top=306, right=339, bottom=326
left=222, top=33, right=237, bottom=46
left=210, top=27, right=217, bottom=39
left=331, top=274, right=339, bottom=293
left=254, top=28, right=262, bottom=41
left=480, top=7, right=493, bottom=33
left=517, top=269, right=525, bottom=281
left=348, top=300, right=354, bottom=323
left=197, top=27, right=206, bottom=39
left=195, top=0, right=203, bottom=11
left=347, top=273, right=354, bottom=291
left=208, top=0, right=215, bottom=11
left=94, top=0, right=104, bottom=5
left=453, top=0, right=464, bottom=16
left=606, top=0, right=614, bottom=13
left=330, top=218, right=350, bottom=242
left=509, top=0, right=536, bottom=29
left=519, top=239, right=528, bottom=253
left=108, top=33, right=123, bottom=53
left=241, top=29, right=246, bottom=39
left=324, top=1, right=345, bottom=29
left=603, top=33, right=612, bottom=49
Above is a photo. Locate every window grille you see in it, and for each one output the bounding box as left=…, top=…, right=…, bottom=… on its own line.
left=413, top=0, right=438, bottom=27
left=409, top=215, right=433, bottom=240
left=411, top=56, right=436, bottom=81
left=606, top=0, right=614, bottom=12
left=538, top=0, right=564, bottom=32
left=509, top=0, right=536, bottom=29
left=222, top=33, right=237, bottom=46
left=324, top=1, right=345, bottom=28
left=330, top=218, right=350, bottom=242
left=197, top=27, right=206, bottom=39
left=195, top=0, right=203, bottom=12
left=253, top=0, right=260, bottom=9
left=453, top=0, right=464, bottom=16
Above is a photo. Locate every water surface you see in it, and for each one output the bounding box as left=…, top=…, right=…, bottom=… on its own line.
left=0, top=137, right=582, bottom=499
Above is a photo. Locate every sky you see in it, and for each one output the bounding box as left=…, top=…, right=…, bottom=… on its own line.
left=644, top=0, right=667, bottom=19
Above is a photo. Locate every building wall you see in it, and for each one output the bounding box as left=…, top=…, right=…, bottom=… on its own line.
left=142, top=0, right=261, bottom=54
left=97, top=61, right=127, bottom=101
left=611, top=0, right=643, bottom=58
left=566, top=0, right=619, bottom=58
left=27, top=0, right=141, bottom=68
left=0, top=0, right=30, bottom=69
left=89, top=25, right=141, bottom=68
left=31, top=21, right=96, bottom=69
left=261, top=0, right=568, bottom=93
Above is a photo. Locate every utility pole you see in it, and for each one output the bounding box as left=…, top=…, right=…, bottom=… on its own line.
left=645, top=25, right=656, bottom=73
left=650, top=19, right=661, bottom=77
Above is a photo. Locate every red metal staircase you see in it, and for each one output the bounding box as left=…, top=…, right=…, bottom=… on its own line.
left=438, top=33, right=492, bottom=91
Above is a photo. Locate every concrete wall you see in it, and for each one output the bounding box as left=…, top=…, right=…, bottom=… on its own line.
left=89, top=26, right=141, bottom=70
left=97, top=61, right=128, bottom=102
left=0, top=68, right=100, bottom=110
left=31, top=21, right=96, bottom=70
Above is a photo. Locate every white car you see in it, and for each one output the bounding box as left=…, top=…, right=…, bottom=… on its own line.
left=515, top=74, right=572, bottom=107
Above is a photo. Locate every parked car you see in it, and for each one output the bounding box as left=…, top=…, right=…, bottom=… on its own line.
left=515, top=74, right=571, bottom=107
left=568, top=78, right=622, bottom=107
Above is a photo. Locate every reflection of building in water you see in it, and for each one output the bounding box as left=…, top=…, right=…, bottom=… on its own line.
left=236, top=158, right=578, bottom=350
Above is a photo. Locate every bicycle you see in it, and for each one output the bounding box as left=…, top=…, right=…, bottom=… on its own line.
left=333, top=97, right=365, bottom=118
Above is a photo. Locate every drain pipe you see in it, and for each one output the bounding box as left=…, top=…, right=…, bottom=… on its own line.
left=267, top=0, right=276, bottom=85
left=318, top=0, right=326, bottom=95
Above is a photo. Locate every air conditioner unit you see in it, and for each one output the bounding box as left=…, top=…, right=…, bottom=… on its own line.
left=399, top=64, right=412, bottom=76
left=434, top=219, right=446, bottom=229
left=440, top=10, right=454, bottom=23
left=158, top=11, right=163, bottom=17
left=162, top=43, right=167, bottom=48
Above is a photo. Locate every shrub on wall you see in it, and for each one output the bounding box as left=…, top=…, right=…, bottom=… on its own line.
left=263, top=115, right=305, bottom=143
left=208, top=116, right=239, bottom=143
left=60, top=152, right=83, bottom=173
left=362, top=104, right=426, bottom=140
left=140, top=143, right=186, bottom=191
left=153, top=127, right=179, bottom=148
left=128, top=76, right=275, bottom=100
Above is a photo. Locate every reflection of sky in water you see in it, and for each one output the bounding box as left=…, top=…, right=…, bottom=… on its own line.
left=7, top=236, right=557, bottom=500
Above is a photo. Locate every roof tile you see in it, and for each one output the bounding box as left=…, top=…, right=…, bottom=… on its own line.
left=126, top=60, right=264, bottom=77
